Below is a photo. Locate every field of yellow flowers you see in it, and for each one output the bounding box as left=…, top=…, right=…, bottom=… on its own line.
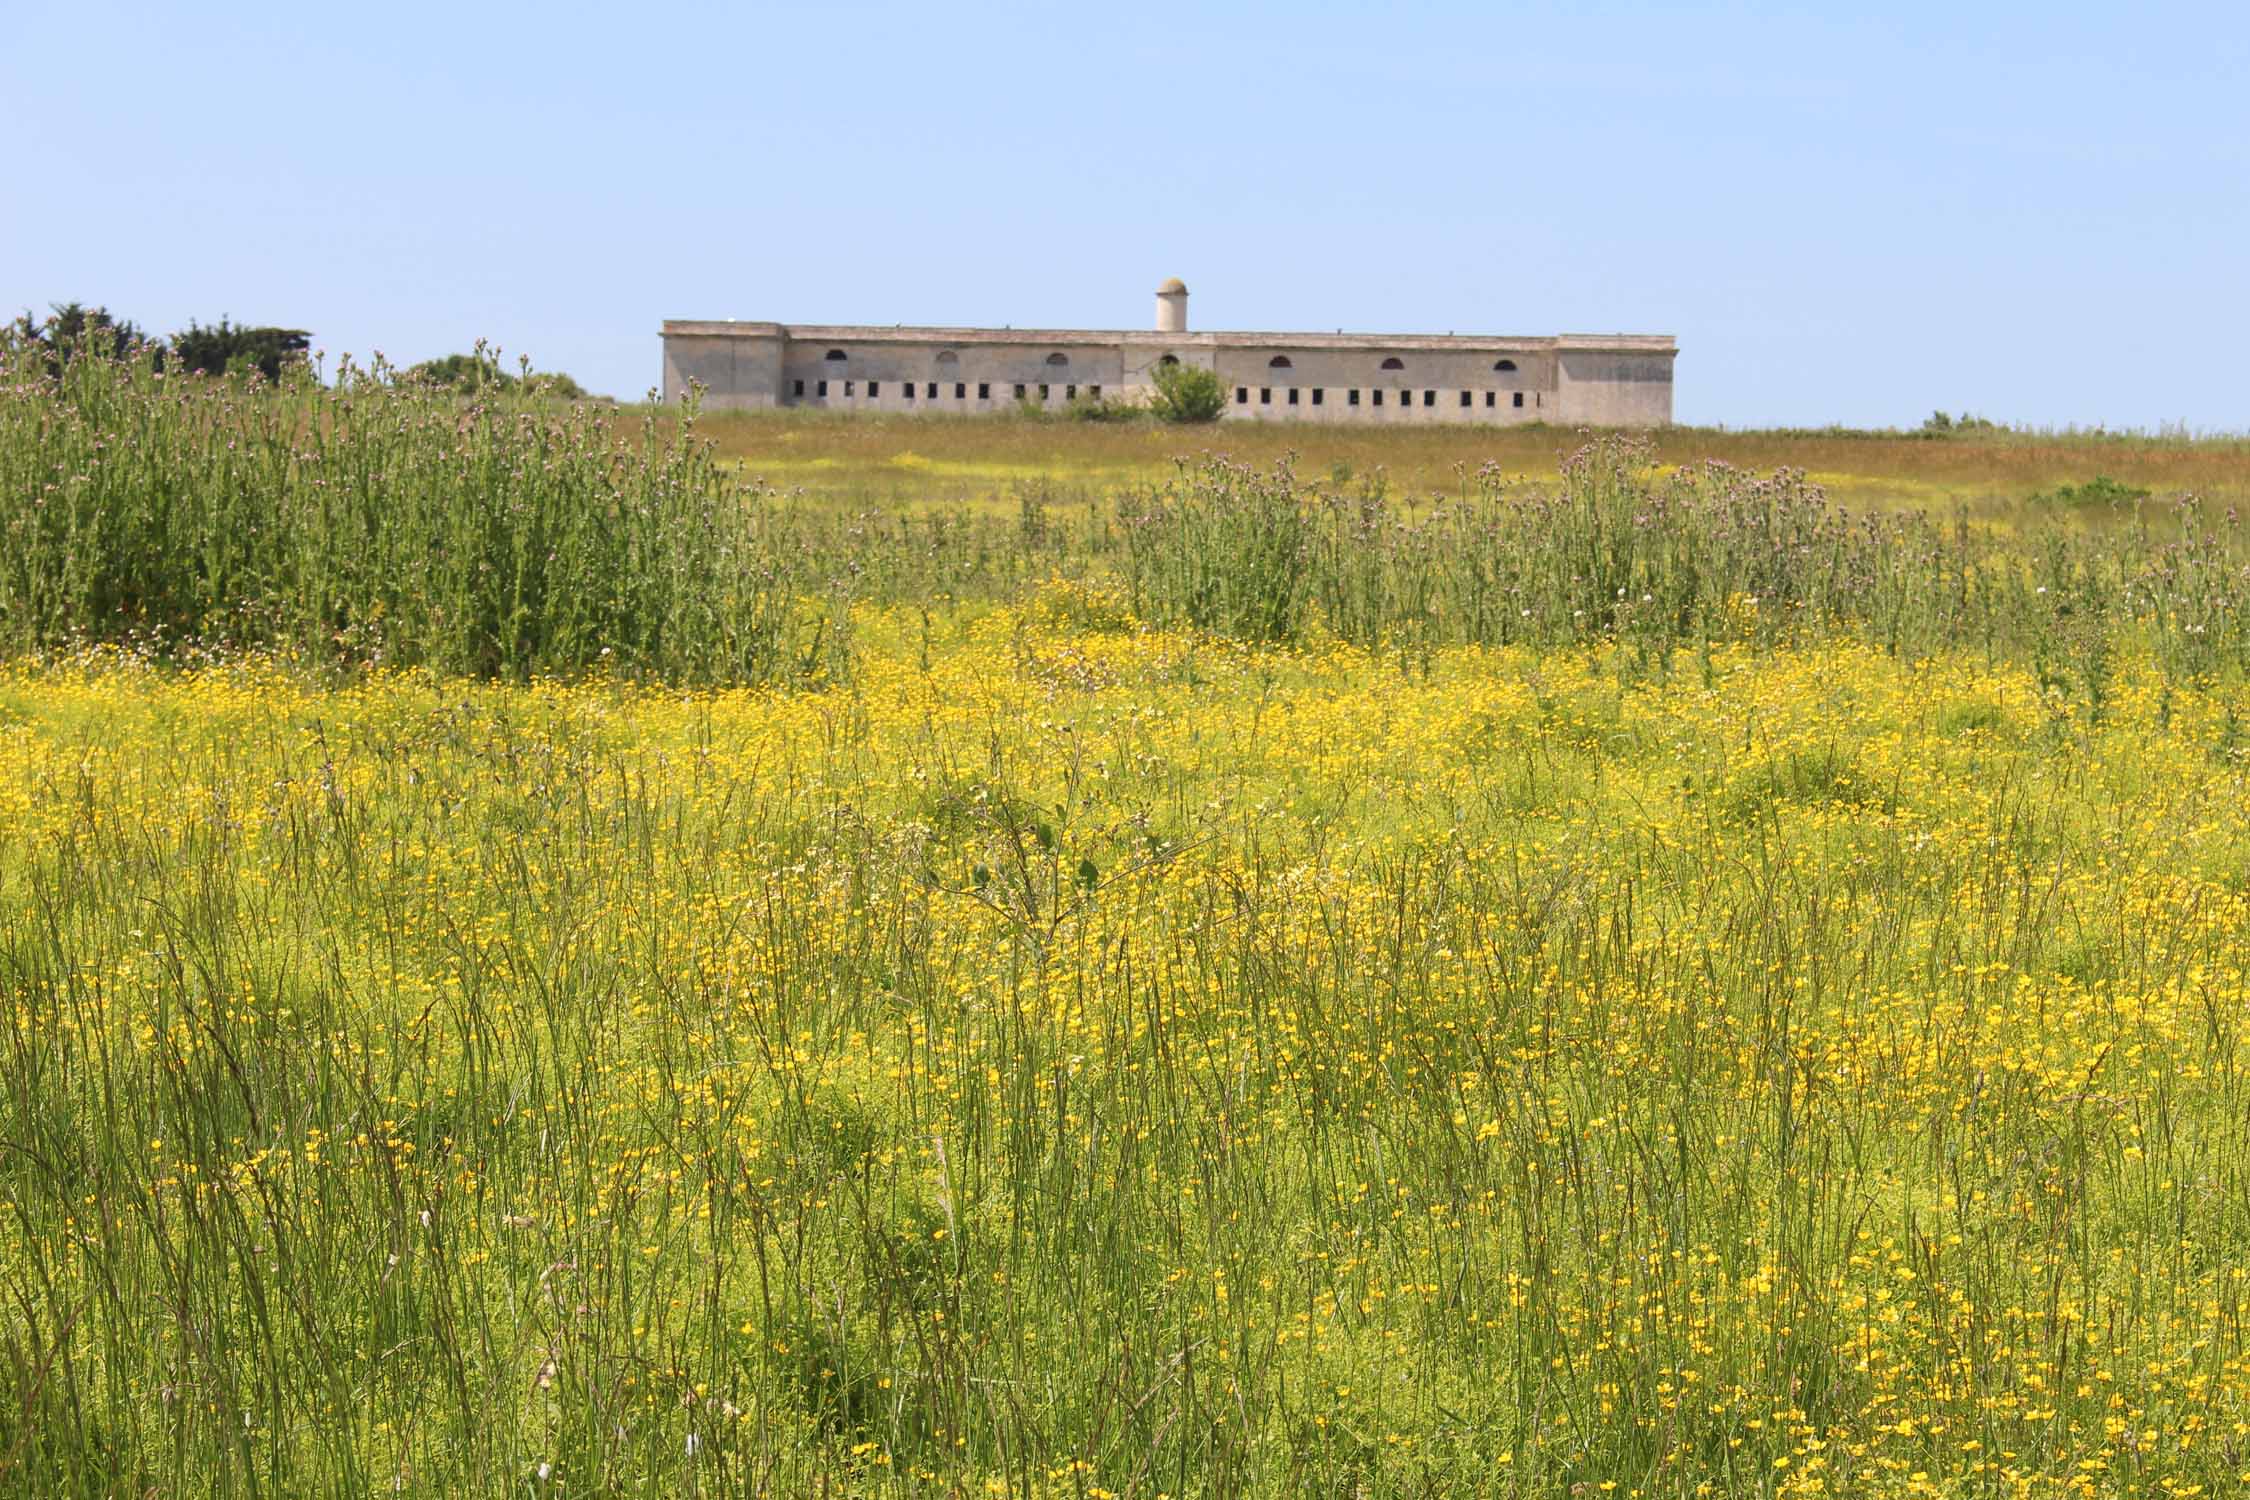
left=6, top=582, right=2250, bottom=1497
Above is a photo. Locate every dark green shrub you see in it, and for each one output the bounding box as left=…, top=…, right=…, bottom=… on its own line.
left=2029, top=474, right=2149, bottom=509
left=170, top=318, right=311, bottom=382
left=1918, top=410, right=2003, bottom=437
left=1148, top=360, right=1228, bottom=423
left=407, top=349, right=594, bottom=400
left=1065, top=391, right=1140, bottom=422
left=6, top=303, right=155, bottom=376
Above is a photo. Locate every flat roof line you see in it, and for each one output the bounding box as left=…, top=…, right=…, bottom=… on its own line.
left=660, top=321, right=1675, bottom=350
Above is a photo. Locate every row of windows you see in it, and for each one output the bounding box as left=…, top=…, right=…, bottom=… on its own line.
left=793, top=379, right=1102, bottom=402
left=1238, top=387, right=1534, bottom=410
left=789, top=377, right=1537, bottom=411
left=817, top=348, right=1523, bottom=374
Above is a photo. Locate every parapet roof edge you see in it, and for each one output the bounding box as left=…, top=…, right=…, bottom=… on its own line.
left=660, top=320, right=1675, bottom=352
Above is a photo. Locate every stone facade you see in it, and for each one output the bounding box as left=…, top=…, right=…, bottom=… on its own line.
left=661, top=281, right=1675, bottom=427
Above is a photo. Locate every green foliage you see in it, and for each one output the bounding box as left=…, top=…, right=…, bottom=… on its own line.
left=4, top=302, right=154, bottom=378
left=1065, top=389, right=1140, bottom=422
left=1935, top=698, right=2012, bottom=737
left=1918, top=409, right=2004, bottom=436
left=403, top=351, right=512, bottom=390
left=0, top=342, right=844, bottom=684
left=1147, top=359, right=1228, bottom=423
left=169, top=317, right=311, bottom=382
left=407, top=348, right=593, bottom=400
left=527, top=369, right=590, bottom=399
left=1121, top=456, right=1311, bottom=641
left=1721, top=744, right=1890, bottom=822
left=2029, top=473, right=2150, bottom=509
left=1113, top=438, right=2250, bottom=683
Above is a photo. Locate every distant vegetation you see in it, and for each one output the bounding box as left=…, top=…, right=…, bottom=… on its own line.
left=1147, top=358, right=1229, bottom=422
left=8, top=302, right=596, bottom=399
left=1063, top=389, right=1141, bottom=422
left=2028, top=473, right=2151, bottom=509
left=2, top=301, right=151, bottom=374
left=1917, top=408, right=2005, bottom=436
left=170, top=317, right=312, bottom=381
left=406, top=348, right=592, bottom=400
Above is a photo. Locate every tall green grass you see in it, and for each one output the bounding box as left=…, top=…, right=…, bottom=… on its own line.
left=7, top=344, right=2248, bottom=694
left=0, top=342, right=847, bottom=684
left=1117, top=440, right=2250, bottom=686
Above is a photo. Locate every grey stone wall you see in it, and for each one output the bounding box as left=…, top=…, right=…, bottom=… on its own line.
left=660, top=322, right=1674, bottom=426
left=1208, top=345, right=1556, bottom=426
left=661, top=326, right=784, bottom=408
left=1554, top=348, right=1675, bottom=427
left=778, top=339, right=1128, bottom=414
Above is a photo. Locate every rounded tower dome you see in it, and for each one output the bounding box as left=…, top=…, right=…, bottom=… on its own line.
left=1155, top=278, right=1188, bottom=332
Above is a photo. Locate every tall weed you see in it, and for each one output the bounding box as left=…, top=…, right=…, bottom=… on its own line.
left=0, top=342, right=845, bottom=684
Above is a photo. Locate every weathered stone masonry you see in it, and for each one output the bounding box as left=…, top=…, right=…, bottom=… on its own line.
left=662, top=279, right=1675, bottom=427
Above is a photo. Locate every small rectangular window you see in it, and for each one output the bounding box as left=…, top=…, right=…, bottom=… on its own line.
left=1423, top=390, right=1435, bottom=408
left=1514, top=392, right=1526, bottom=409
left=1311, top=388, right=1323, bottom=406
left=1038, top=383, right=1050, bottom=400
left=902, top=382, right=913, bottom=400
left=1348, top=389, right=1360, bottom=406
left=1287, top=388, right=1298, bottom=405
left=979, top=383, right=990, bottom=400
left=956, top=382, right=967, bottom=399
left=1237, top=387, right=1249, bottom=403
left=1089, top=385, right=1101, bottom=399
left=845, top=380, right=855, bottom=397
left=869, top=381, right=879, bottom=397
left=817, top=380, right=828, bottom=398
left=1485, top=391, right=1495, bottom=408
left=1014, top=384, right=1026, bottom=399
left=1260, top=388, right=1271, bottom=404
left=1065, top=384, right=1077, bottom=400
left=1371, top=389, right=1382, bottom=407
left=1460, top=390, right=1471, bottom=408
left=793, top=379, right=805, bottom=397
left=926, top=382, right=937, bottom=398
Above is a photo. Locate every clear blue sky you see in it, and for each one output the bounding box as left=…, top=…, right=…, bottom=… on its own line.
left=8, top=2, right=2245, bottom=429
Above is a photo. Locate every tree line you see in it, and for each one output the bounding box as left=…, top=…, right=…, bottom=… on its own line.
left=8, top=302, right=591, bottom=396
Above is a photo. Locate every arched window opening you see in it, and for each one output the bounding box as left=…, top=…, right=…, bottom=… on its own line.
left=1380, top=357, right=1406, bottom=371
left=1268, top=355, right=1293, bottom=369
left=824, top=349, right=848, bottom=362
left=1493, top=358, right=1518, bottom=372
left=1045, top=352, right=1069, bottom=366
left=1158, top=354, right=1180, bottom=367
left=936, top=350, right=959, bottom=365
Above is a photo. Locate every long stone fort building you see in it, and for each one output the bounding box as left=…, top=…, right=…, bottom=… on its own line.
left=662, top=279, right=1675, bottom=426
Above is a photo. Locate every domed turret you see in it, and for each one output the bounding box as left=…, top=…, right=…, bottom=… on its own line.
left=1155, top=278, right=1188, bottom=332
